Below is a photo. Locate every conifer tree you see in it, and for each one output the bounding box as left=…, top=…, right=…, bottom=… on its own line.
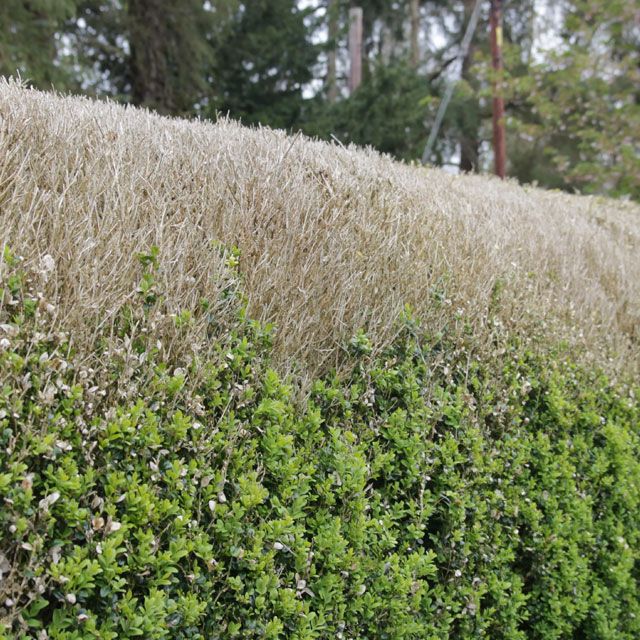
left=209, top=0, right=318, bottom=130
left=69, top=0, right=222, bottom=114
left=0, top=0, right=77, bottom=87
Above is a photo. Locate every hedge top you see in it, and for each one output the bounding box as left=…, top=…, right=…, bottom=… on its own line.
left=1, top=78, right=639, bottom=378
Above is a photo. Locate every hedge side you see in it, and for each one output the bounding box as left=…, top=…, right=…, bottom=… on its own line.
left=0, top=255, right=639, bottom=640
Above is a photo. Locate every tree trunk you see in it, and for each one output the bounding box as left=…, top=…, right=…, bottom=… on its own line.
left=459, top=0, right=479, bottom=172
left=409, top=0, right=420, bottom=67
left=128, top=0, right=171, bottom=113
left=327, top=0, right=338, bottom=102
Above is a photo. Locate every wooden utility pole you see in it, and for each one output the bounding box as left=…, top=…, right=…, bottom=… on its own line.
left=348, top=7, right=363, bottom=94
left=409, top=0, right=420, bottom=68
left=327, top=0, right=338, bottom=102
left=490, top=0, right=507, bottom=178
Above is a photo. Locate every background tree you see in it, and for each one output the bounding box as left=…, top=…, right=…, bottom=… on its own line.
left=305, top=61, right=427, bottom=160
left=326, top=0, right=340, bottom=102
left=207, top=0, right=319, bottom=129
left=0, top=0, right=77, bottom=88
left=409, top=0, right=421, bottom=67
left=127, top=0, right=215, bottom=114
left=507, top=0, right=640, bottom=198
left=1, top=0, right=637, bottom=200
left=67, top=0, right=224, bottom=114
left=458, top=0, right=483, bottom=172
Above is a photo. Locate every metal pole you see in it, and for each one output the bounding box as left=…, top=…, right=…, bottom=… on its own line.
left=490, top=0, right=506, bottom=178
left=348, top=7, right=363, bottom=94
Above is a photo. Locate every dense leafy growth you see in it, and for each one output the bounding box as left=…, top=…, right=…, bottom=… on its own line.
left=1, top=253, right=638, bottom=639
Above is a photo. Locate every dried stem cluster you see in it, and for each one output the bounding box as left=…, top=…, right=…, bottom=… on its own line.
left=1, top=79, right=638, bottom=380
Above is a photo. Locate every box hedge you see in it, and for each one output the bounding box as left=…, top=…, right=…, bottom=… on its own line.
left=0, top=253, right=638, bottom=639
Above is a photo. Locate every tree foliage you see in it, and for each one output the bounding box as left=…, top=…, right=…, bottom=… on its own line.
left=0, top=0, right=638, bottom=198
left=507, top=0, right=640, bottom=198
left=304, top=61, right=428, bottom=160
left=208, top=0, right=319, bottom=129
left=0, top=0, right=77, bottom=87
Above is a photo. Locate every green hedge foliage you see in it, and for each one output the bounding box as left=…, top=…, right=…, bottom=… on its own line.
left=0, top=254, right=639, bottom=639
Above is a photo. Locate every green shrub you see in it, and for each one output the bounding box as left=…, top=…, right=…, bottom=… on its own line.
left=0, top=259, right=638, bottom=639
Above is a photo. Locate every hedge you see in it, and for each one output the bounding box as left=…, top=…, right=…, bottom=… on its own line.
left=0, top=254, right=639, bottom=639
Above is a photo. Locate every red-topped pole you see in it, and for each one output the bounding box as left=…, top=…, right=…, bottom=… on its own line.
left=490, top=0, right=506, bottom=178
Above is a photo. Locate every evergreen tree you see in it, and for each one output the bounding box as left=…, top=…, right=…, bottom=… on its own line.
left=64, top=1, right=130, bottom=101
left=0, top=0, right=77, bottom=87
left=318, top=61, right=428, bottom=160
left=506, top=0, right=639, bottom=198
left=208, top=0, right=319, bottom=130
left=129, top=0, right=219, bottom=114
left=71, top=0, right=223, bottom=114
